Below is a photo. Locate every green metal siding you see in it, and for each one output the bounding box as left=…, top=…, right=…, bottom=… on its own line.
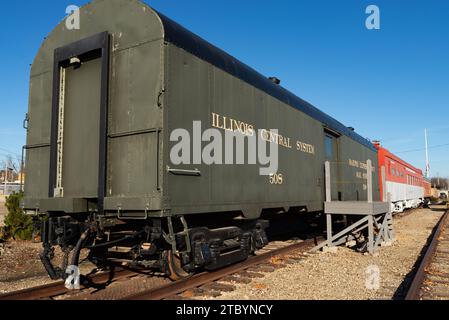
left=24, top=0, right=165, bottom=211
left=25, top=147, right=50, bottom=200
left=23, top=0, right=380, bottom=218
left=107, top=40, right=164, bottom=200
left=164, top=44, right=349, bottom=217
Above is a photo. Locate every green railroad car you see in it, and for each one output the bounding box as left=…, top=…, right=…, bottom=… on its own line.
left=22, top=0, right=380, bottom=280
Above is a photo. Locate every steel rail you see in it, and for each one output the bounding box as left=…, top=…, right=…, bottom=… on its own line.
left=405, top=210, right=449, bottom=300
left=124, top=238, right=320, bottom=300
left=0, top=268, right=135, bottom=300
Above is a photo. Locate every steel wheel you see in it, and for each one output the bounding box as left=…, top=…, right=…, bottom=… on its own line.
left=166, top=250, right=191, bottom=281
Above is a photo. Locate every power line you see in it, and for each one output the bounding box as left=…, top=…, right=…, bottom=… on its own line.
left=0, top=153, right=16, bottom=159
left=395, top=142, right=449, bottom=154
left=0, top=147, right=21, bottom=157
left=0, top=152, right=21, bottom=159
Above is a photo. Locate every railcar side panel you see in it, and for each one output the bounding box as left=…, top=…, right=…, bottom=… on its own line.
left=23, top=0, right=166, bottom=213
left=375, top=143, right=424, bottom=212
left=337, top=136, right=380, bottom=202
left=105, top=39, right=164, bottom=203
left=164, top=44, right=380, bottom=218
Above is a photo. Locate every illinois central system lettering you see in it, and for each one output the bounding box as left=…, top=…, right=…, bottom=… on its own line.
left=261, top=129, right=292, bottom=149
left=212, top=112, right=255, bottom=136
left=211, top=112, right=315, bottom=155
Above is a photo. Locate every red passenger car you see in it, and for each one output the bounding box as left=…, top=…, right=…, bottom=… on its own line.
left=422, top=179, right=432, bottom=200
left=374, top=142, right=425, bottom=213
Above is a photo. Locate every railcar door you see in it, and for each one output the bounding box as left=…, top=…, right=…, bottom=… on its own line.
left=49, top=32, right=110, bottom=211
left=59, top=58, right=101, bottom=198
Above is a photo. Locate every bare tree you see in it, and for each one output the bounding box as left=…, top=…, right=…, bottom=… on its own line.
left=1, top=155, right=20, bottom=183
left=431, top=177, right=449, bottom=190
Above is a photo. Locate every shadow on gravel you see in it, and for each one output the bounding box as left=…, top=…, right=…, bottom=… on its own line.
left=264, top=211, right=326, bottom=243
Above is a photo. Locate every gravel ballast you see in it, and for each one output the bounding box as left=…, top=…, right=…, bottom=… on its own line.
left=0, top=241, right=95, bottom=294
left=201, top=208, right=443, bottom=300
left=0, top=208, right=444, bottom=299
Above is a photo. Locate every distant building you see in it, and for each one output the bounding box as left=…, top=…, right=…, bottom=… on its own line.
left=0, top=169, right=22, bottom=196
left=431, top=187, right=441, bottom=198
left=0, top=168, right=17, bottom=183
left=0, top=183, right=21, bottom=196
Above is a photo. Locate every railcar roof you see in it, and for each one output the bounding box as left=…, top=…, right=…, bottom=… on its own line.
left=377, top=145, right=423, bottom=175
left=157, top=11, right=377, bottom=152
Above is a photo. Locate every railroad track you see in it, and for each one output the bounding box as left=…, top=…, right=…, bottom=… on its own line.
left=405, top=210, right=449, bottom=300
left=123, top=238, right=320, bottom=300
left=59, top=238, right=320, bottom=300
left=0, top=208, right=432, bottom=301
left=0, top=237, right=319, bottom=300
left=0, top=268, right=137, bottom=300
left=0, top=210, right=323, bottom=301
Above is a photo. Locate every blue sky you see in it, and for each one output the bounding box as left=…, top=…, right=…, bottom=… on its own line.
left=0, top=0, right=448, bottom=176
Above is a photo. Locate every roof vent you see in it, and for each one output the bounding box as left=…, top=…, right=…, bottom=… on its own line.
left=268, top=77, right=281, bottom=85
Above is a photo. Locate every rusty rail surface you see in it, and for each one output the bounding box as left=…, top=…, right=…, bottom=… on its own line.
left=0, top=268, right=135, bottom=300
left=405, top=210, right=449, bottom=300
left=124, top=238, right=319, bottom=300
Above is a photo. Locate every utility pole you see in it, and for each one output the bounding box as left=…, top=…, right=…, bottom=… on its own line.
left=3, top=162, right=7, bottom=196
left=425, top=128, right=430, bottom=179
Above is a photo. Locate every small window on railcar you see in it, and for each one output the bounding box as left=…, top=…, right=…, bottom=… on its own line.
left=325, top=135, right=334, bottom=160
